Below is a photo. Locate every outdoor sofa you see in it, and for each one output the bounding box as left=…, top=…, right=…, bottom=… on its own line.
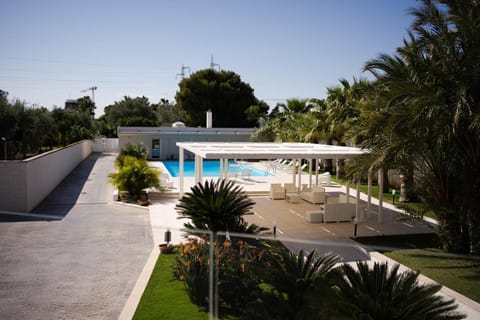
left=300, top=186, right=325, bottom=204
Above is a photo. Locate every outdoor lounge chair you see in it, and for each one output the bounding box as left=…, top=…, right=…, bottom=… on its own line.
left=318, top=172, right=331, bottom=186
left=269, top=183, right=285, bottom=200
left=284, top=183, right=297, bottom=196
left=240, top=169, right=251, bottom=179
left=160, top=173, right=174, bottom=189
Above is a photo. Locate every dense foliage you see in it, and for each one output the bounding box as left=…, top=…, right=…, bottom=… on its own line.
left=173, top=241, right=464, bottom=319
left=175, top=69, right=268, bottom=127
left=253, top=0, right=480, bottom=254
left=109, top=145, right=160, bottom=201
left=0, top=92, right=96, bottom=159
left=355, top=0, right=480, bottom=253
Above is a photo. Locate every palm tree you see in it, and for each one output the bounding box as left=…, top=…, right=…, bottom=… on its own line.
left=176, top=179, right=266, bottom=234
left=325, top=78, right=370, bottom=177
left=244, top=248, right=341, bottom=320
left=362, top=0, right=480, bottom=253
left=334, top=261, right=465, bottom=320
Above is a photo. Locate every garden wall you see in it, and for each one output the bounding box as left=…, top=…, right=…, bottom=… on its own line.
left=0, top=140, right=92, bottom=212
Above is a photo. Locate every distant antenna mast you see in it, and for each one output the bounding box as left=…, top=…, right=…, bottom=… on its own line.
left=176, top=64, right=190, bottom=80
left=81, top=86, right=97, bottom=103
left=210, top=54, right=220, bottom=70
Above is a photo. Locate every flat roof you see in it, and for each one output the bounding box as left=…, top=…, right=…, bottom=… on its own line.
left=176, top=142, right=367, bottom=159
left=117, top=126, right=254, bottom=135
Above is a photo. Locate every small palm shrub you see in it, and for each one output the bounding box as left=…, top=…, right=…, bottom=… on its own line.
left=334, top=261, right=465, bottom=320
left=109, top=155, right=160, bottom=201
left=244, top=248, right=341, bottom=320
left=176, top=179, right=266, bottom=234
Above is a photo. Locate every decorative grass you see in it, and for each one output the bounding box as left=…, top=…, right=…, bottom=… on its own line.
left=134, top=253, right=208, bottom=320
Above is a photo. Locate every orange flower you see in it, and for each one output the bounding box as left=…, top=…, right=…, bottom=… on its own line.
left=183, top=246, right=190, bottom=254
left=179, top=275, right=185, bottom=281
left=223, top=241, right=231, bottom=248
left=191, top=243, right=197, bottom=251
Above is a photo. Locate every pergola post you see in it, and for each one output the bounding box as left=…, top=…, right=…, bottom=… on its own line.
left=346, top=179, right=350, bottom=200
left=308, top=159, right=312, bottom=187
left=292, top=158, right=296, bottom=189
left=179, top=147, right=184, bottom=198
left=297, top=158, right=302, bottom=191
left=356, top=179, right=362, bottom=222
left=194, top=155, right=203, bottom=185
left=378, top=168, right=383, bottom=223
left=367, top=168, right=372, bottom=210
left=224, top=158, right=229, bottom=179
left=219, top=158, right=224, bottom=178
left=315, top=158, right=319, bottom=186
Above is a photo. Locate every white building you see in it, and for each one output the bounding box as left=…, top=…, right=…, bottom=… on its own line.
left=117, top=125, right=254, bottom=161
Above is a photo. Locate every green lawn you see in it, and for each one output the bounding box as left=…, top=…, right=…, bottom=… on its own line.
left=331, top=176, right=436, bottom=219
left=355, top=234, right=480, bottom=303
left=386, top=249, right=480, bottom=303
left=134, top=253, right=208, bottom=320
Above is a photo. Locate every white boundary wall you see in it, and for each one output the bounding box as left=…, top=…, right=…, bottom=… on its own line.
left=0, top=140, right=92, bottom=212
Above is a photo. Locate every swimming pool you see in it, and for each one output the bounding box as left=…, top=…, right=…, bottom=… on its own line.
left=162, top=160, right=270, bottom=177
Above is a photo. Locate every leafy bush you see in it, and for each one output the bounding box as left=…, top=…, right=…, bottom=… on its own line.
left=109, top=155, right=160, bottom=201
left=116, top=142, right=148, bottom=167
left=173, top=238, right=268, bottom=318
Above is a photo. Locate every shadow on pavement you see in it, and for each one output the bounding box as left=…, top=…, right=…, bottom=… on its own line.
left=28, top=153, right=103, bottom=219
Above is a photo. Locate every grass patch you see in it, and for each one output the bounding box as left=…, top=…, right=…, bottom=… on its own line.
left=134, top=253, right=208, bottom=320
left=386, top=249, right=480, bottom=303
left=355, top=233, right=480, bottom=303
left=331, top=176, right=437, bottom=219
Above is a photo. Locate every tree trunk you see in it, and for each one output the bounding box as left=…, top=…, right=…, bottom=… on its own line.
left=323, top=138, right=334, bottom=173
left=336, top=159, right=345, bottom=179
left=465, top=166, right=480, bottom=254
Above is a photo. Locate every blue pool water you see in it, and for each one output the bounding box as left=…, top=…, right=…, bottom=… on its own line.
left=163, top=160, right=269, bottom=177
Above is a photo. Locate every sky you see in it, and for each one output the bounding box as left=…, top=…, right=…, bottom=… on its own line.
left=0, top=0, right=418, bottom=118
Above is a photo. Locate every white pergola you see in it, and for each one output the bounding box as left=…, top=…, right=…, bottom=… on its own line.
left=176, top=142, right=385, bottom=222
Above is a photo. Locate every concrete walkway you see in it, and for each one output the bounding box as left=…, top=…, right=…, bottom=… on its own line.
left=0, top=153, right=153, bottom=320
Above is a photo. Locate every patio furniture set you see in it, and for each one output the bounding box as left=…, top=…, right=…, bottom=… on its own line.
left=269, top=183, right=356, bottom=224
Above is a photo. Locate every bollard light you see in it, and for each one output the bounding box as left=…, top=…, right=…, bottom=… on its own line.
left=392, top=189, right=396, bottom=205
left=164, top=228, right=171, bottom=244
left=272, top=219, right=277, bottom=239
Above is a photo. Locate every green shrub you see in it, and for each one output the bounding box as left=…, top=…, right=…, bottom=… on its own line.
left=173, top=238, right=267, bottom=318
left=109, top=155, right=160, bottom=200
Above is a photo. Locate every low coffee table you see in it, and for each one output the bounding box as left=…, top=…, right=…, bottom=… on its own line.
left=285, top=193, right=301, bottom=203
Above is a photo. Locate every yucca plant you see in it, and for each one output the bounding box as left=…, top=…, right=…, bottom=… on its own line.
left=334, top=261, right=465, bottom=320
